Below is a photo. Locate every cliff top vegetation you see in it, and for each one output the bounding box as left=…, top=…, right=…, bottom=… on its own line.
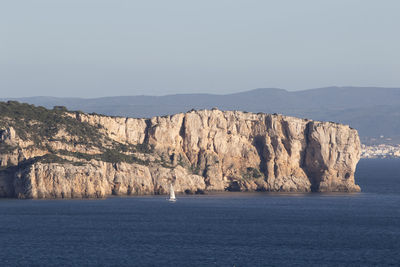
left=0, top=101, right=153, bottom=166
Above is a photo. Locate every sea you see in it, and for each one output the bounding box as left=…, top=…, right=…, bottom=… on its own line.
left=0, top=159, right=399, bottom=266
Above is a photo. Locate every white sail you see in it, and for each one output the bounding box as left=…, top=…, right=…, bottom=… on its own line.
left=169, top=184, right=176, bottom=202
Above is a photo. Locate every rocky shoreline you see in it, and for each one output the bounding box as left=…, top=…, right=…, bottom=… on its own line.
left=0, top=102, right=361, bottom=198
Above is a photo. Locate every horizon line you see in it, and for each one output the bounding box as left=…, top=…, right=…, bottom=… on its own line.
left=1, top=85, right=400, bottom=99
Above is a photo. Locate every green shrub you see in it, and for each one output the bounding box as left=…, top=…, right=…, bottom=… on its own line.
left=0, top=101, right=103, bottom=145
left=242, top=167, right=263, bottom=180
left=0, top=101, right=155, bottom=167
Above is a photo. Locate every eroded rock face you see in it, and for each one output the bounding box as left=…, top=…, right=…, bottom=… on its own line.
left=74, top=109, right=361, bottom=193
left=2, top=161, right=204, bottom=199
left=0, top=109, right=361, bottom=198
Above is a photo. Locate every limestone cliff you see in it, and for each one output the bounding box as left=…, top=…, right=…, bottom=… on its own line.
left=0, top=102, right=361, bottom=198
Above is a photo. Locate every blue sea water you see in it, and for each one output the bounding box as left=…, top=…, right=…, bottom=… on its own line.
left=0, top=159, right=399, bottom=266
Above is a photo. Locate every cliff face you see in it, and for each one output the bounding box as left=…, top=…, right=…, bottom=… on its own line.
left=0, top=103, right=361, bottom=198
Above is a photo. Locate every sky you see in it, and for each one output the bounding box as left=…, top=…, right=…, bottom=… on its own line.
left=1, top=0, right=399, bottom=98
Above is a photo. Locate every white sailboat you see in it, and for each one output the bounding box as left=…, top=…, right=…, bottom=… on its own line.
left=168, top=184, right=177, bottom=202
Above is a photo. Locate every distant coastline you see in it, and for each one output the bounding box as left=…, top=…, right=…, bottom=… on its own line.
left=361, top=144, right=400, bottom=159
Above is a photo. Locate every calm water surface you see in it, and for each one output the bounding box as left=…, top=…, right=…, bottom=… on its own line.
left=0, top=159, right=399, bottom=266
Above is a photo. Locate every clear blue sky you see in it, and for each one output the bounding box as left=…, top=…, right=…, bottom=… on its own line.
left=1, top=0, right=399, bottom=97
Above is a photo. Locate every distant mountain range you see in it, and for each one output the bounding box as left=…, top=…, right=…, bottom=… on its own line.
left=2, top=86, right=400, bottom=144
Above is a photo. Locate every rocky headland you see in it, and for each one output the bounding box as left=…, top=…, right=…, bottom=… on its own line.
left=0, top=101, right=361, bottom=198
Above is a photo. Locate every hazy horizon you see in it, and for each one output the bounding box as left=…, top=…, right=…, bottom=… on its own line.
left=2, top=86, right=400, bottom=99
left=2, top=0, right=400, bottom=98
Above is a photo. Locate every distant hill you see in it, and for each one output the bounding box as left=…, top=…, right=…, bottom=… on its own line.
left=2, top=86, right=400, bottom=144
